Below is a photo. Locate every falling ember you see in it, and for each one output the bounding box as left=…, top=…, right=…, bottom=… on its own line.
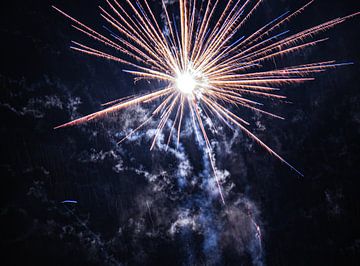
left=53, top=0, right=358, bottom=204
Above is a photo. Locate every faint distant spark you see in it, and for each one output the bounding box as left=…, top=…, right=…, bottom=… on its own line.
left=53, top=1, right=358, bottom=204
left=61, top=200, right=78, bottom=204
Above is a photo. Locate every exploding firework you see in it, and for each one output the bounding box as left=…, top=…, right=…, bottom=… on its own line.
left=53, top=0, right=358, bottom=204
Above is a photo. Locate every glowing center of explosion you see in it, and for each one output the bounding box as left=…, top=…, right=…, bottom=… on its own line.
left=176, top=72, right=197, bottom=95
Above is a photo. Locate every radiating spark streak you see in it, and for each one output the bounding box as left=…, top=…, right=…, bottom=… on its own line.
left=202, top=96, right=302, bottom=176
left=54, top=87, right=173, bottom=129
left=150, top=94, right=180, bottom=150
left=238, top=38, right=330, bottom=66
left=218, top=12, right=356, bottom=69
left=166, top=101, right=183, bottom=148
left=234, top=1, right=315, bottom=55
left=53, top=1, right=358, bottom=203
left=177, top=96, right=185, bottom=145
left=205, top=97, right=254, bottom=125
left=212, top=78, right=315, bottom=86
left=199, top=0, right=262, bottom=66
left=118, top=90, right=175, bottom=144
left=101, top=95, right=135, bottom=107
left=102, top=1, right=172, bottom=69
left=118, top=114, right=155, bottom=145
left=193, top=99, right=226, bottom=204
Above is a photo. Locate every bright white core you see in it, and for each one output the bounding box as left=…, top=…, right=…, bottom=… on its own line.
left=176, top=72, right=197, bottom=95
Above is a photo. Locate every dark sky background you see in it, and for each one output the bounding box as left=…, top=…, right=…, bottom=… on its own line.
left=1, top=0, right=359, bottom=265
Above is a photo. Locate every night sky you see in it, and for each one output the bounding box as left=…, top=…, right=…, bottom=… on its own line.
left=1, top=0, right=360, bottom=265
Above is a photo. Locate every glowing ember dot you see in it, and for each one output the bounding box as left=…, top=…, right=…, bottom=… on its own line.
left=176, top=72, right=197, bottom=95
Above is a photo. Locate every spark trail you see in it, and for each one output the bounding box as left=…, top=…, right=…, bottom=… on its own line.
left=53, top=1, right=358, bottom=204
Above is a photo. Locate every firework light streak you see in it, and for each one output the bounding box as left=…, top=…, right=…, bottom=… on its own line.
left=53, top=0, right=358, bottom=204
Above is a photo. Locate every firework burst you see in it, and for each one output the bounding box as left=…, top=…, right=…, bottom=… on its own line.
left=53, top=0, right=358, bottom=204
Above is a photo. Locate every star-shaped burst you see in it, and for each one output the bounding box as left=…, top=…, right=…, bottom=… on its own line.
left=54, top=0, right=358, bottom=203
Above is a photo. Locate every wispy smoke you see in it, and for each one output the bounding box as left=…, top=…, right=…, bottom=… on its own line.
left=99, top=103, right=266, bottom=265
left=1, top=63, right=265, bottom=265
